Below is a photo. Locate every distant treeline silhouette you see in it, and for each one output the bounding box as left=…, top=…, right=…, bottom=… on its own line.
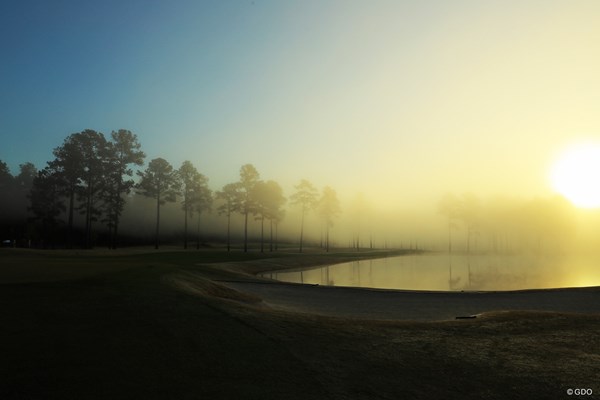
left=0, top=129, right=340, bottom=251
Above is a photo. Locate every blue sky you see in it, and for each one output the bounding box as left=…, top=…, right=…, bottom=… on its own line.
left=2, top=1, right=600, bottom=208
left=1, top=1, right=282, bottom=170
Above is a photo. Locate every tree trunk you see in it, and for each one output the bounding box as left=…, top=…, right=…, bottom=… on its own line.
left=196, top=213, right=201, bottom=250
left=107, top=223, right=113, bottom=250
left=113, top=214, right=119, bottom=250
left=85, top=183, right=91, bottom=249
left=269, top=219, right=273, bottom=252
left=67, top=187, right=74, bottom=248
left=260, top=217, right=264, bottom=253
left=320, top=222, right=323, bottom=248
left=184, top=206, right=188, bottom=249
left=244, top=210, right=248, bottom=253
left=226, top=212, right=231, bottom=252
left=155, top=191, right=160, bottom=250
left=113, top=180, right=122, bottom=250
left=448, top=219, right=452, bottom=254
left=466, top=227, right=470, bottom=254
left=299, top=208, right=305, bottom=253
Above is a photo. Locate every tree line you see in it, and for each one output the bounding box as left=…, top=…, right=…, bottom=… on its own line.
left=438, top=192, right=575, bottom=254
left=0, top=129, right=341, bottom=251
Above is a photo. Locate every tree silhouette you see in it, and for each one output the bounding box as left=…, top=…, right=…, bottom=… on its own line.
left=136, top=158, right=179, bottom=249
left=1, top=162, right=38, bottom=214
left=216, top=183, right=240, bottom=252
left=49, top=134, right=85, bottom=247
left=0, top=161, right=14, bottom=236
left=179, top=161, right=212, bottom=250
left=349, top=192, right=370, bottom=251
left=179, top=161, right=199, bottom=249
left=192, top=178, right=212, bottom=250
left=252, top=181, right=285, bottom=253
left=0, top=161, right=11, bottom=186
left=318, top=186, right=341, bottom=252
left=43, top=130, right=144, bottom=249
left=103, top=130, right=145, bottom=249
left=290, top=179, right=318, bottom=253
left=0, top=161, right=35, bottom=245
left=237, top=164, right=260, bottom=252
left=15, top=162, right=37, bottom=189
left=438, top=193, right=461, bottom=253
left=262, top=180, right=286, bottom=252
left=45, top=130, right=111, bottom=249
left=15, top=163, right=38, bottom=246
left=272, top=208, right=285, bottom=251
left=251, top=181, right=269, bottom=253
left=459, top=193, right=481, bottom=254
left=29, top=166, right=65, bottom=248
left=74, top=130, right=111, bottom=248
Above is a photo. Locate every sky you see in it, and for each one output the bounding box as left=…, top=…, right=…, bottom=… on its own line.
left=2, top=0, right=600, bottom=211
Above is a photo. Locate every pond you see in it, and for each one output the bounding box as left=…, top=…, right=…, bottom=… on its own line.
left=261, top=253, right=600, bottom=291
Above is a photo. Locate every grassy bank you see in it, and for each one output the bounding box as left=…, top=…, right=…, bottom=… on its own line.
left=0, top=248, right=598, bottom=399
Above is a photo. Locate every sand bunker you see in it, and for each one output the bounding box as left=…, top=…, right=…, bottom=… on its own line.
left=220, top=279, right=600, bottom=321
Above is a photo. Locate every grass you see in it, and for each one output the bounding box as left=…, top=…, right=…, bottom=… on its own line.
left=0, top=247, right=598, bottom=399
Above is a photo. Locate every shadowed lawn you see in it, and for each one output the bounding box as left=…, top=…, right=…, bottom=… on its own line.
left=0, top=253, right=325, bottom=399
left=0, top=248, right=598, bottom=399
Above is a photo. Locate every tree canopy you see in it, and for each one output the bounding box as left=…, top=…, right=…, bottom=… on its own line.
left=290, top=179, right=318, bottom=252
left=318, top=186, right=341, bottom=252
left=136, top=157, right=179, bottom=249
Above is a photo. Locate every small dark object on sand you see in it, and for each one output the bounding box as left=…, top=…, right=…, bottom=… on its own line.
left=456, top=315, right=478, bottom=319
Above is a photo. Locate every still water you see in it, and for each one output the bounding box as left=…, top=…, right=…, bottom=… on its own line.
left=262, top=253, right=600, bottom=291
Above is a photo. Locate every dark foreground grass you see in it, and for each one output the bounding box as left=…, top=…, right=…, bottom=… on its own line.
left=0, top=248, right=598, bottom=399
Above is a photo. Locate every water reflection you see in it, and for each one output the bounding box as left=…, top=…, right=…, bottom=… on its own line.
left=261, top=253, right=600, bottom=291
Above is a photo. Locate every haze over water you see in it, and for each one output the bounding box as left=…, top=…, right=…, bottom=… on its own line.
left=263, top=253, right=600, bottom=291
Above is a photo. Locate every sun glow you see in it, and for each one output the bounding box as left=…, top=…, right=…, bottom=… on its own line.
left=551, top=143, right=600, bottom=208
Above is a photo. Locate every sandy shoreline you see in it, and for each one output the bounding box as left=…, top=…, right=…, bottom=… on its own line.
left=222, top=280, right=600, bottom=320
left=213, top=253, right=600, bottom=321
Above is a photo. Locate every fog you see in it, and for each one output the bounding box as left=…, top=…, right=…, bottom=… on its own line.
left=81, top=182, right=600, bottom=256
left=263, top=250, right=600, bottom=291
left=4, top=152, right=600, bottom=260
left=2, top=1, right=600, bottom=286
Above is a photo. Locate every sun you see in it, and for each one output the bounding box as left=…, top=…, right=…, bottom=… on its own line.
left=551, top=143, right=600, bottom=208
